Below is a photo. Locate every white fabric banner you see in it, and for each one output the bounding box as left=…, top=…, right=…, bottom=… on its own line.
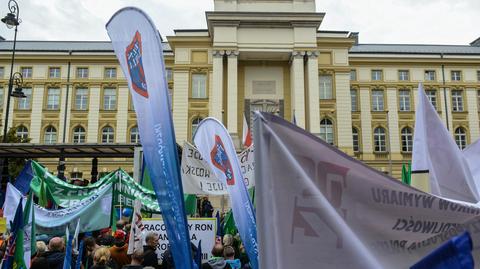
left=4, top=183, right=112, bottom=235
left=142, top=218, right=216, bottom=263
left=412, top=83, right=479, bottom=203
left=128, top=199, right=144, bottom=255
left=254, top=111, right=480, bottom=269
left=181, top=142, right=255, bottom=195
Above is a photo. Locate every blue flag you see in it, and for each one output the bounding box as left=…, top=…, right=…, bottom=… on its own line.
left=63, top=227, right=73, bottom=269
left=75, top=240, right=84, bottom=269
left=410, top=231, right=474, bottom=269
left=106, top=8, right=193, bottom=269
left=215, top=211, right=222, bottom=238
left=13, top=160, right=34, bottom=195
left=195, top=240, right=202, bottom=268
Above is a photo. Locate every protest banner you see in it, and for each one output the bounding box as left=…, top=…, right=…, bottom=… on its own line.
left=142, top=218, right=216, bottom=263
left=181, top=142, right=255, bottom=195
left=254, top=111, right=480, bottom=268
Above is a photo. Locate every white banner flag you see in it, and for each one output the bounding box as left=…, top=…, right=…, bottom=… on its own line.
left=412, top=83, right=479, bottom=203
left=254, top=111, right=480, bottom=268
left=181, top=142, right=255, bottom=195
left=127, top=199, right=144, bottom=255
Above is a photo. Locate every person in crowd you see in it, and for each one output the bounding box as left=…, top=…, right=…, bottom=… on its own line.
left=160, top=242, right=197, bottom=269
left=35, top=241, right=48, bottom=256
left=84, top=236, right=101, bottom=268
left=30, top=256, right=49, bottom=269
left=91, top=246, right=113, bottom=269
left=41, top=237, right=75, bottom=269
left=201, top=197, right=214, bottom=217
left=223, top=246, right=240, bottom=269
left=110, top=231, right=131, bottom=268
left=98, top=228, right=115, bottom=246
left=122, top=249, right=144, bottom=269
left=201, top=244, right=231, bottom=269
left=142, top=232, right=160, bottom=269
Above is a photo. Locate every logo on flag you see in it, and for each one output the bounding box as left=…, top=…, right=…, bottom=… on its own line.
left=125, top=31, right=148, bottom=98
left=210, top=135, right=235, bottom=185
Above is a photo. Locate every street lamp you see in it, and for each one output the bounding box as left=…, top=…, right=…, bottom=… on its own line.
left=1, top=0, right=25, bottom=191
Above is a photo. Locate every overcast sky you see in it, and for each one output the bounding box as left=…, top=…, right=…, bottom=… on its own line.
left=0, top=0, right=478, bottom=45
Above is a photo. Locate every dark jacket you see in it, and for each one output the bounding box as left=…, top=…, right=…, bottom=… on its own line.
left=142, top=245, right=159, bottom=269
left=42, top=250, right=77, bottom=269
left=122, top=265, right=144, bottom=269
left=201, top=258, right=231, bottom=269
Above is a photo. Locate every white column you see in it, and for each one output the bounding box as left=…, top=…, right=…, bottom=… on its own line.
left=63, top=84, right=72, bottom=142
left=446, top=89, right=453, bottom=135
left=116, top=86, right=129, bottom=143
left=29, top=86, right=44, bottom=143
left=360, top=88, right=373, bottom=154
left=306, top=51, right=320, bottom=134
left=172, top=70, right=189, bottom=142
left=87, top=86, right=100, bottom=142
left=211, top=50, right=224, bottom=121
left=466, top=88, right=480, bottom=141
left=58, top=85, right=68, bottom=143
left=386, top=88, right=400, bottom=153
left=226, top=50, right=238, bottom=135
left=335, top=72, right=353, bottom=151
left=438, top=88, right=448, bottom=127
left=290, top=51, right=305, bottom=128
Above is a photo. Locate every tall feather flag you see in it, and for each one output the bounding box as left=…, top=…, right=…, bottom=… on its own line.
left=23, top=192, right=36, bottom=269
left=127, top=200, right=144, bottom=255
left=107, top=8, right=193, bottom=268
left=63, top=226, right=73, bottom=269
left=242, top=113, right=253, bottom=147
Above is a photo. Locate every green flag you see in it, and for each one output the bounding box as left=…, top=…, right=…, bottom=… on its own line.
left=13, top=211, right=25, bottom=269
left=38, top=176, right=48, bottom=207
left=23, top=192, right=36, bottom=268
left=184, top=194, right=197, bottom=216
left=223, top=210, right=237, bottom=235
left=407, top=161, right=412, bottom=185
left=401, top=163, right=408, bottom=185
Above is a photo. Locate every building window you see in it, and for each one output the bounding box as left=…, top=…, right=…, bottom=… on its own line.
left=49, top=67, right=61, bottom=78
left=191, top=117, right=203, bottom=139
left=373, top=127, right=387, bottom=152
left=101, top=126, right=115, bottom=143
left=44, top=126, right=57, bottom=144
left=191, top=74, right=207, bottom=98
left=0, top=88, right=3, bottom=109
left=350, top=89, right=358, bottom=112
left=319, top=75, right=333, bottom=99
left=401, top=127, right=413, bottom=152
left=425, top=70, right=436, bottom=81
left=75, top=88, right=88, bottom=110
left=73, top=126, right=86, bottom=143
left=426, top=90, right=437, bottom=109
left=371, top=70, right=382, bottom=81
left=451, top=71, right=461, bottom=81
left=451, top=90, right=463, bottom=112
left=17, top=88, right=32, bottom=110
left=352, top=127, right=359, bottom=152
left=166, top=68, right=173, bottom=82
left=350, top=70, right=356, bottom=81
left=371, top=90, right=384, bottom=111
left=130, top=126, right=140, bottom=143
left=16, top=125, right=28, bottom=140
left=76, top=67, right=89, bottom=79
left=455, top=127, right=467, bottom=150
left=398, top=89, right=411, bottom=111
left=46, top=88, right=61, bottom=110
left=0, top=67, right=4, bottom=78
left=104, top=68, right=117, bottom=79
left=320, top=118, right=334, bottom=145
left=21, top=67, right=32, bottom=78
left=399, top=70, right=409, bottom=81
left=103, top=88, right=117, bottom=110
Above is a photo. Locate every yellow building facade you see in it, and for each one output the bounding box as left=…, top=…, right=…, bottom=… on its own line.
left=0, top=0, right=479, bottom=179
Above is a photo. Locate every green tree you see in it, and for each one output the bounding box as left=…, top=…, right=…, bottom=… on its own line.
left=0, top=127, right=31, bottom=179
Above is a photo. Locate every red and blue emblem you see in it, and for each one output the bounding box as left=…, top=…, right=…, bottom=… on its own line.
left=125, top=31, right=148, bottom=98
left=210, top=135, right=235, bottom=185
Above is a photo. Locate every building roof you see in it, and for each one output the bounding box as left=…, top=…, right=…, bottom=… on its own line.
left=0, top=40, right=172, bottom=53
left=350, top=44, right=480, bottom=55
left=0, top=143, right=138, bottom=158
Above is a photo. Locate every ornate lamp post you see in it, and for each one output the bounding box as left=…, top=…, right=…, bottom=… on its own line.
left=1, top=0, right=26, bottom=190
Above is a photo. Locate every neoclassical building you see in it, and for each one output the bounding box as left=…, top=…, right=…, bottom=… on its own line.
left=1, top=0, right=479, bottom=179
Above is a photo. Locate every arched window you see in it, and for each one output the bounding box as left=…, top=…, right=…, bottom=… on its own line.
left=73, top=126, right=86, bottom=144
left=44, top=126, right=57, bottom=144
left=102, top=126, right=115, bottom=143
left=352, top=127, right=359, bottom=152
left=16, top=125, right=28, bottom=140
left=191, top=117, right=203, bottom=139
left=401, top=127, right=413, bottom=152
left=320, top=118, right=334, bottom=145
left=373, top=127, right=386, bottom=152
left=455, top=127, right=467, bottom=150
left=130, top=126, right=140, bottom=143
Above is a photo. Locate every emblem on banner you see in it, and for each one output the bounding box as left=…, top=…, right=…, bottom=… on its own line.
left=210, top=135, right=235, bottom=185
left=125, top=31, right=148, bottom=98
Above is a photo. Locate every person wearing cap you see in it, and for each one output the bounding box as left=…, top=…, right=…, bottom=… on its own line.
left=109, top=231, right=131, bottom=268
